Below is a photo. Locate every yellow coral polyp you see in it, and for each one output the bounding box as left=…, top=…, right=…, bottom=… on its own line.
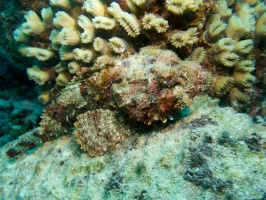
left=59, top=46, right=74, bottom=60
left=78, top=15, right=94, bottom=31
left=68, top=62, right=81, bottom=74
left=73, top=48, right=94, bottom=63
left=131, top=0, right=152, bottom=8
left=225, top=15, right=250, bottom=41
left=166, top=0, right=188, bottom=15
left=93, top=37, right=109, bottom=54
left=58, top=28, right=80, bottom=45
left=53, top=11, right=76, bottom=30
left=142, top=14, right=169, bottom=33
left=229, top=87, right=250, bottom=110
left=212, top=38, right=235, bottom=54
left=80, top=30, right=95, bottom=43
left=38, top=91, right=51, bottom=105
left=166, top=0, right=201, bottom=15
left=234, top=60, right=255, bottom=73
left=142, top=14, right=156, bottom=30
left=256, top=12, right=266, bottom=39
left=50, top=0, right=72, bottom=10
left=56, top=73, right=70, bottom=86
left=169, top=28, right=198, bottom=48
left=27, top=65, right=51, bottom=85
left=233, top=72, right=256, bottom=88
left=205, top=20, right=226, bottom=42
left=188, top=47, right=206, bottom=64
left=109, top=37, right=129, bottom=54
left=213, top=52, right=239, bottom=67
left=49, top=29, right=61, bottom=45
left=22, top=10, right=44, bottom=36
left=107, top=2, right=123, bottom=21
left=216, top=0, right=232, bottom=20
left=92, top=17, right=116, bottom=30
left=214, top=76, right=235, bottom=97
left=154, top=18, right=169, bottom=33
left=13, top=27, right=29, bottom=43
left=235, top=39, right=253, bottom=54
left=41, top=7, right=54, bottom=28
left=83, top=0, right=105, bottom=16
left=118, top=12, right=140, bottom=37
left=23, top=47, right=54, bottom=61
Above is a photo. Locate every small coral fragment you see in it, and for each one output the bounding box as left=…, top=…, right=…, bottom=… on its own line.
left=213, top=76, right=235, bottom=97
left=73, top=109, right=133, bottom=156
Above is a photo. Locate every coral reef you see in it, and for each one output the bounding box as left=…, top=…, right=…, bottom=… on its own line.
left=2, top=0, right=266, bottom=198
left=11, top=0, right=266, bottom=155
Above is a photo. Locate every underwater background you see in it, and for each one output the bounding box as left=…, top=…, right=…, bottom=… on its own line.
left=0, top=0, right=266, bottom=199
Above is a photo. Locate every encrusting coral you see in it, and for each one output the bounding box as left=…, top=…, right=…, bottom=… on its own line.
left=12, top=0, right=266, bottom=156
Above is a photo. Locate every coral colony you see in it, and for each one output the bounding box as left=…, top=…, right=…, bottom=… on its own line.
left=11, top=0, right=266, bottom=156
